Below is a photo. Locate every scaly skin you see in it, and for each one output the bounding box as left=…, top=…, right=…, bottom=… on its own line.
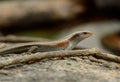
left=0, top=31, right=93, bottom=56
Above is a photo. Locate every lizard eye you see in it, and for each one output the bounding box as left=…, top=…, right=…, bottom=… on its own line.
left=83, top=32, right=87, bottom=34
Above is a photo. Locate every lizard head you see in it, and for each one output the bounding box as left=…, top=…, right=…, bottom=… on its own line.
left=68, top=31, right=93, bottom=41
left=78, top=31, right=93, bottom=40
left=66, top=31, right=93, bottom=50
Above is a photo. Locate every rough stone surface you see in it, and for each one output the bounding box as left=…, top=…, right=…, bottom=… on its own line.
left=0, top=57, right=120, bottom=82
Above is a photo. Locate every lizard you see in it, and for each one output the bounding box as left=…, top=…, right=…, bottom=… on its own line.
left=0, top=31, right=93, bottom=56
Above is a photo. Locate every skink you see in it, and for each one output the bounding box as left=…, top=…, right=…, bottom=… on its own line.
left=0, top=31, right=93, bottom=56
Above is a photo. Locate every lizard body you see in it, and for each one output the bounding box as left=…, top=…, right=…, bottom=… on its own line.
left=0, top=31, right=93, bottom=56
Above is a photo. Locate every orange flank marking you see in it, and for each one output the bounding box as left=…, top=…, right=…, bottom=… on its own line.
left=56, top=41, right=69, bottom=47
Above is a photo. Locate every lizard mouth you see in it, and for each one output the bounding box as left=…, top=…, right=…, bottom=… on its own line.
left=88, top=32, right=93, bottom=36
left=86, top=32, right=93, bottom=37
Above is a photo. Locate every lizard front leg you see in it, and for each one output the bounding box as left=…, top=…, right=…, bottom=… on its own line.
left=27, top=46, right=39, bottom=54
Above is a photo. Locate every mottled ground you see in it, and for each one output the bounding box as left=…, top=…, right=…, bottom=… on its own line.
left=0, top=56, right=120, bottom=82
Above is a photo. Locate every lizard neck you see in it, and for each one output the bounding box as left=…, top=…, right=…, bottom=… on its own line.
left=66, top=35, right=81, bottom=50
left=55, top=34, right=79, bottom=48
